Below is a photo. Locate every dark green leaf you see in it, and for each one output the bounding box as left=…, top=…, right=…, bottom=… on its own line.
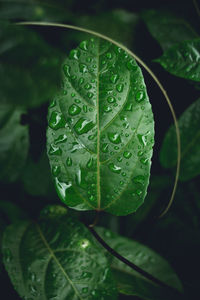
left=47, top=38, right=154, bottom=216
left=0, top=23, right=63, bottom=108
left=21, top=151, right=57, bottom=198
left=2, top=207, right=118, bottom=300
left=155, top=39, right=200, bottom=82
left=160, top=98, right=200, bottom=181
left=142, top=10, right=198, bottom=50
left=0, top=102, right=29, bottom=183
left=96, top=227, right=183, bottom=299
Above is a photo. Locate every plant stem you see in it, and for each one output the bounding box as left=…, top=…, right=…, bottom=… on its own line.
left=88, top=226, right=182, bottom=296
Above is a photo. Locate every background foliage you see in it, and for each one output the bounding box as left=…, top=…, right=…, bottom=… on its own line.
left=0, top=0, right=200, bottom=299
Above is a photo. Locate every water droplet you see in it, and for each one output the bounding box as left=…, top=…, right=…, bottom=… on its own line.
left=108, top=132, right=121, bottom=144
left=123, top=151, right=132, bottom=159
left=87, top=92, right=93, bottom=99
left=125, top=103, right=133, bottom=111
left=63, top=64, right=70, bottom=77
left=122, top=172, right=126, bottom=177
left=87, top=158, right=93, bottom=169
left=138, top=150, right=143, bottom=156
left=89, top=195, right=94, bottom=201
left=79, top=40, right=89, bottom=51
left=103, top=105, right=112, bottom=112
left=102, top=143, right=109, bottom=153
left=29, top=272, right=36, bottom=282
left=120, top=181, right=124, bottom=185
left=88, top=135, right=95, bottom=140
left=117, top=157, right=122, bottom=162
left=133, top=175, right=145, bottom=184
left=52, top=165, right=61, bottom=177
left=87, top=57, right=92, bottom=62
left=136, top=189, right=142, bottom=196
left=69, top=49, right=80, bottom=60
left=137, top=132, right=150, bottom=147
left=83, top=105, right=88, bottom=113
left=29, top=284, right=37, bottom=296
left=82, top=271, right=92, bottom=279
left=68, top=104, right=81, bottom=116
left=49, top=99, right=56, bottom=108
left=49, top=111, right=66, bottom=130
left=80, top=239, right=90, bottom=249
left=114, top=146, right=119, bottom=150
left=108, top=163, right=121, bottom=174
left=106, top=52, right=112, bottom=59
left=79, top=63, right=88, bottom=73
left=116, top=83, right=124, bottom=92
left=104, top=230, right=112, bottom=237
left=66, top=157, right=72, bottom=166
left=110, top=74, right=119, bottom=83
left=126, top=59, right=137, bottom=71
left=82, top=287, right=89, bottom=294
left=74, top=118, right=95, bottom=135
left=55, top=134, right=67, bottom=144
left=135, top=91, right=144, bottom=102
left=102, top=60, right=106, bottom=65
left=49, top=144, right=62, bottom=156
left=79, top=77, right=84, bottom=85
left=107, top=96, right=116, bottom=103
left=140, top=157, right=148, bottom=165
left=84, top=83, right=92, bottom=90
left=4, top=248, right=12, bottom=263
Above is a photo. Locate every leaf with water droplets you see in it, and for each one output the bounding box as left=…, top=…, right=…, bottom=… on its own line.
left=0, top=102, right=29, bottom=183
left=47, top=38, right=154, bottom=215
left=155, top=39, right=200, bottom=82
left=2, top=206, right=118, bottom=300
left=96, top=227, right=183, bottom=299
left=160, top=98, right=200, bottom=181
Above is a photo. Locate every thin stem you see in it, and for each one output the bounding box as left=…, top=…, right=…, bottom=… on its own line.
left=15, top=21, right=181, bottom=216
left=193, top=0, right=200, bottom=19
left=89, top=226, right=182, bottom=295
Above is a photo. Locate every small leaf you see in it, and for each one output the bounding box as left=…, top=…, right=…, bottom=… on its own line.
left=47, top=38, right=154, bottom=216
left=155, top=39, right=200, bottom=82
left=160, top=98, right=200, bottom=181
left=142, top=10, right=198, bottom=50
left=2, top=208, right=118, bottom=300
left=0, top=102, right=29, bottom=183
left=96, top=227, right=183, bottom=299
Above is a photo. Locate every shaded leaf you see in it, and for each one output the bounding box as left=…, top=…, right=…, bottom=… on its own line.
left=160, top=98, right=200, bottom=181
left=0, top=102, right=29, bottom=183
left=155, top=39, right=200, bottom=82
left=142, top=10, right=198, bottom=50
left=47, top=38, right=154, bottom=216
left=96, top=227, right=183, bottom=299
left=2, top=207, right=118, bottom=300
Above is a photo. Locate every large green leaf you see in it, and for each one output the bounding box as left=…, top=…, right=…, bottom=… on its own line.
left=0, top=102, right=29, bottom=183
left=155, top=39, right=200, bottom=82
left=160, top=98, right=200, bottom=181
left=142, top=10, right=198, bottom=50
left=96, top=227, right=183, bottom=300
left=0, top=23, right=63, bottom=108
left=47, top=38, right=154, bottom=216
left=2, top=206, right=118, bottom=300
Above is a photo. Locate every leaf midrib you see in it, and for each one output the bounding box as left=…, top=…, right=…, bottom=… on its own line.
left=97, top=40, right=101, bottom=210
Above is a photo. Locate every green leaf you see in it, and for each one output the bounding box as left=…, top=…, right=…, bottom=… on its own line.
left=2, top=207, right=118, bottom=300
left=21, top=151, right=57, bottom=199
left=155, top=39, right=200, bottom=82
left=47, top=38, right=154, bottom=216
left=0, top=102, right=29, bottom=183
left=96, top=227, right=183, bottom=299
left=160, top=98, right=200, bottom=181
left=142, top=10, right=198, bottom=50
left=0, top=23, right=63, bottom=108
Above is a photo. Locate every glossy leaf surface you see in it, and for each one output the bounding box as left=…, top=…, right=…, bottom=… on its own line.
left=96, top=227, right=182, bottom=299
left=142, top=10, right=198, bottom=50
left=47, top=38, right=154, bottom=216
left=2, top=207, right=118, bottom=300
left=0, top=102, right=29, bottom=182
left=155, top=39, right=200, bottom=82
left=160, top=98, right=200, bottom=181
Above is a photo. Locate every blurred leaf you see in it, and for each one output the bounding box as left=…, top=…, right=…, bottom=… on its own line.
left=0, top=102, right=29, bottom=183
left=160, top=98, right=200, bottom=181
left=155, top=39, right=200, bottom=82
left=21, top=151, right=56, bottom=198
left=2, top=208, right=118, bottom=300
left=0, top=23, right=64, bottom=108
left=96, top=227, right=183, bottom=299
left=47, top=38, right=154, bottom=216
left=142, top=10, right=198, bottom=51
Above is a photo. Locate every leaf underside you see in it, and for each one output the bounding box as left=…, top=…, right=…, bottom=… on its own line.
left=2, top=212, right=117, bottom=300
left=47, top=38, right=154, bottom=216
left=160, top=98, right=200, bottom=181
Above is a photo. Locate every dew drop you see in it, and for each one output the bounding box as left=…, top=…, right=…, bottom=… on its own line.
left=116, top=83, right=124, bottom=92
left=123, top=151, right=132, bottom=159
left=137, top=132, right=150, bottom=147
left=55, top=134, right=67, bottom=144
left=103, top=105, right=112, bottom=112
left=87, top=92, right=93, bottom=99
left=102, top=143, right=109, bottom=153
left=49, top=111, right=66, bottom=130
left=66, top=157, right=72, bottom=166
left=122, top=172, right=126, bottom=177
left=83, top=105, right=88, bottom=113
left=108, top=163, right=121, bottom=174
left=88, top=134, right=95, bottom=140
left=74, top=118, right=95, bottom=135
left=135, top=91, right=144, bottom=102
left=126, top=59, right=137, bottom=71
left=80, top=239, right=90, bottom=249
left=52, top=165, right=60, bottom=177
left=79, top=63, right=88, bottom=73
left=110, top=74, right=119, bottom=84
left=108, top=132, right=121, bottom=144
left=49, top=99, right=56, bottom=108
left=49, top=144, right=62, bottom=156
left=68, top=104, right=81, bottom=116
left=106, top=52, right=112, bottom=59
left=136, top=189, right=142, bottom=196
left=125, top=103, right=133, bottom=111
left=87, top=158, right=93, bottom=169
left=82, top=272, right=92, bottom=279
left=107, top=96, right=116, bottom=103
left=69, top=49, right=80, bottom=60
left=82, top=287, right=88, bottom=294
left=84, top=83, right=92, bottom=90
left=63, top=64, right=70, bottom=77
left=140, top=157, right=148, bottom=165
left=4, top=248, right=12, bottom=263
left=79, top=77, right=84, bottom=85
left=79, top=40, right=89, bottom=51
left=133, top=175, right=145, bottom=184
left=138, top=150, right=143, bottom=156
left=89, top=195, right=94, bottom=201
left=75, top=98, right=81, bottom=103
